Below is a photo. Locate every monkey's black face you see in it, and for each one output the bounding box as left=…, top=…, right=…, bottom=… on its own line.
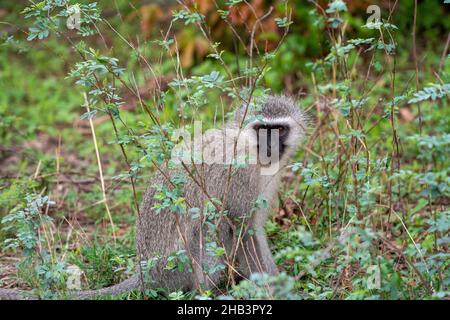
left=253, top=123, right=290, bottom=162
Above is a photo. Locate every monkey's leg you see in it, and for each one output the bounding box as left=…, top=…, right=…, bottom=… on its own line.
left=254, top=230, right=279, bottom=276
left=237, top=230, right=279, bottom=278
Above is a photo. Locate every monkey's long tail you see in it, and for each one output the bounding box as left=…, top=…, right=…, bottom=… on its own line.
left=72, top=274, right=140, bottom=299
left=0, top=288, right=37, bottom=300
left=0, top=274, right=140, bottom=300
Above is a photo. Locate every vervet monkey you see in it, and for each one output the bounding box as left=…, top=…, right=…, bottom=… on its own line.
left=0, top=95, right=307, bottom=299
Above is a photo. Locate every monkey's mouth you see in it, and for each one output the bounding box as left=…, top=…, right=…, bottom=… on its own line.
left=253, top=123, right=290, bottom=163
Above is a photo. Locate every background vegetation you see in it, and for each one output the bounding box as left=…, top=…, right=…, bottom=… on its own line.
left=0, top=0, right=449, bottom=299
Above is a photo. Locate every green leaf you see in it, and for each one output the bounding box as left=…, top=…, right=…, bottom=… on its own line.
left=326, top=0, right=348, bottom=13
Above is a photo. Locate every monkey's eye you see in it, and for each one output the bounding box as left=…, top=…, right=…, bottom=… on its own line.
left=271, top=125, right=288, bottom=137
left=276, top=125, right=287, bottom=136
left=253, top=124, right=289, bottom=137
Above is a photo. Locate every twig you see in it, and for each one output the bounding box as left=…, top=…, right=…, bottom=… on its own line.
left=438, top=32, right=450, bottom=73
left=412, top=0, right=422, bottom=134
left=84, top=93, right=117, bottom=242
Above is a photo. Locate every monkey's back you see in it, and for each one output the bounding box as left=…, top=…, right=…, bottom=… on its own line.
left=136, top=163, right=261, bottom=291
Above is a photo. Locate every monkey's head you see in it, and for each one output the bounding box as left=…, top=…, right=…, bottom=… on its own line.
left=235, top=95, right=308, bottom=171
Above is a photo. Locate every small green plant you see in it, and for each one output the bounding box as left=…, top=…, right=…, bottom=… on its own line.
left=2, top=194, right=67, bottom=298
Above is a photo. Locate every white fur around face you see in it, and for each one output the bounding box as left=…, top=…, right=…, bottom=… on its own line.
left=258, top=116, right=304, bottom=147
left=241, top=116, right=305, bottom=176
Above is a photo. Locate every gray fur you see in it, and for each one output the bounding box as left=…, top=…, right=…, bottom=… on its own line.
left=0, top=95, right=307, bottom=299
